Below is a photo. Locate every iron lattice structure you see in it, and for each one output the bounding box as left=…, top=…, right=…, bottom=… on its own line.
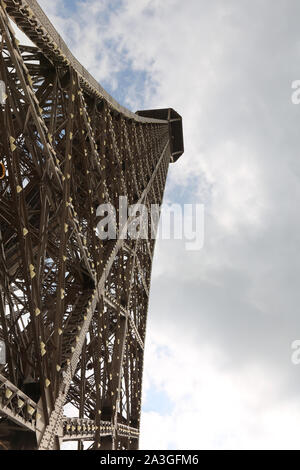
left=0, top=0, right=183, bottom=450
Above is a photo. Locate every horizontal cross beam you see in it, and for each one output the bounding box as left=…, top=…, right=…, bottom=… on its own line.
left=62, top=417, right=139, bottom=441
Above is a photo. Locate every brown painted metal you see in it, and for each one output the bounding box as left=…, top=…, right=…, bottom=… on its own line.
left=0, top=0, right=183, bottom=450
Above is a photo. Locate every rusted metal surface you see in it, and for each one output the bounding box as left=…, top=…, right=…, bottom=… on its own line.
left=0, top=0, right=183, bottom=450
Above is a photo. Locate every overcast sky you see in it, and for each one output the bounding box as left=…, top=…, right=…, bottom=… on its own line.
left=18, top=0, right=300, bottom=449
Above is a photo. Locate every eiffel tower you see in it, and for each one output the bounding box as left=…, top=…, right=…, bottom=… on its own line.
left=0, top=0, right=183, bottom=450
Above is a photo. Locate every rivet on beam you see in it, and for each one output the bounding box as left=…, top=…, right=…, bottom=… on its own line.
left=27, top=404, right=35, bottom=416
left=5, top=388, right=13, bottom=399
left=17, top=399, right=24, bottom=408
left=9, top=136, right=16, bottom=152
left=29, top=264, right=36, bottom=279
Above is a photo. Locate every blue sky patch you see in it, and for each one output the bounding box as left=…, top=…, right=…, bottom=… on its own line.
left=143, top=386, right=174, bottom=416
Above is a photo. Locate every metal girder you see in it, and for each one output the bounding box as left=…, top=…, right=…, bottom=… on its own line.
left=0, top=373, right=42, bottom=432
left=104, top=293, right=144, bottom=350
left=0, top=0, right=183, bottom=451
left=62, top=417, right=139, bottom=442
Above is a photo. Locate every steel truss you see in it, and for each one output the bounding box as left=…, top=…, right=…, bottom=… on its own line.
left=0, top=0, right=183, bottom=450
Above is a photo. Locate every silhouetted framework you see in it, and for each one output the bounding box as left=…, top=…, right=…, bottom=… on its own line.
left=0, top=0, right=183, bottom=450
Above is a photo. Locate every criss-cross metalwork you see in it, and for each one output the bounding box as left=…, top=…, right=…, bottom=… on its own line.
left=0, top=0, right=183, bottom=450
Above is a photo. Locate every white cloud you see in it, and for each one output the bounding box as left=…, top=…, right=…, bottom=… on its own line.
left=141, top=331, right=300, bottom=450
